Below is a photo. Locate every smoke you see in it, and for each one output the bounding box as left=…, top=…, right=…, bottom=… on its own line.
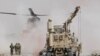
left=22, top=16, right=40, bottom=33
left=19, top=16, right=46, bottom=56
left=28, top=16, right=40, bottom=25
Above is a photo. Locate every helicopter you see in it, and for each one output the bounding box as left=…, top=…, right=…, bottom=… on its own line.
left=0, top=8, right=47, bottom=23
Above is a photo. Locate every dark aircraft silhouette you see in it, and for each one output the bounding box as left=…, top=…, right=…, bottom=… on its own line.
left=0, top=8, right=47, bottom=23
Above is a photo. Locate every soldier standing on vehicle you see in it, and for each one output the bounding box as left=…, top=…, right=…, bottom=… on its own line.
left=10, top=43, right=14, bottom=55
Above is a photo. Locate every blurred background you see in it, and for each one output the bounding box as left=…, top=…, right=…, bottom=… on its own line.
left=0, top=0, right=100, bottom=56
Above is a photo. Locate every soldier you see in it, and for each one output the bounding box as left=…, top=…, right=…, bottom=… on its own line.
left=15, top=43, right=18, bottom=55
left=10, top=43, right=14, bottom=55
left=18, top=43, right=21, bottom=55
left=15, top=43, right=21, bottom=55
left=77, top=43, right=82, bottom=56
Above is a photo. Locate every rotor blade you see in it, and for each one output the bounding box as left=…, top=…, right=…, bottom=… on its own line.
left=36, top=14, right=48, bottom=16
left=0, top=12, right=48, bottom=16
left=0, top=12, right=31, bottom=16
left=0, top=12, right=17, bottom=15
left=19, top=14, right=31, bottom=16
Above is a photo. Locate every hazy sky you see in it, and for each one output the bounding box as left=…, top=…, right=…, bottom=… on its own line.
left=0, top=0, right=100, bottom=55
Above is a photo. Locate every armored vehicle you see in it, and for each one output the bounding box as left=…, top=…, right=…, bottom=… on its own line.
left=39, top=6, right=81, bottom=56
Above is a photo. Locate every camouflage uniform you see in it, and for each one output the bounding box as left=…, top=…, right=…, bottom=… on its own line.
left=10, top=43, right=14, bottom=55
left=15, top=43, right=21, bottom=55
